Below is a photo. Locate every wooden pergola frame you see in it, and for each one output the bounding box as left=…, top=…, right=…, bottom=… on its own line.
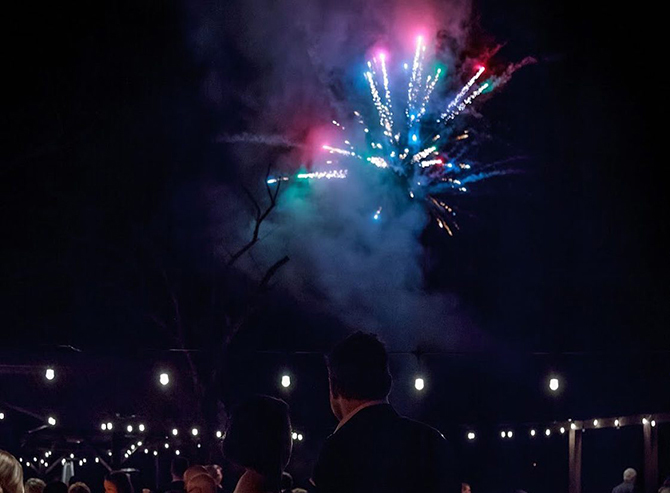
left=568, top=413, right=669, bottom=493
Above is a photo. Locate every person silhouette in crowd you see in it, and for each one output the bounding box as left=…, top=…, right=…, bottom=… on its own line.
left=223, top=395, right=292, bottom=493
left=104, top=472, right=134, bottom=493
left=186, top=475, right=216, bottom=493
left=25, top=479, right=45, bottom=493
left=183, top=467, right=208, bottom=493
left=68, top=483, right=90, bottom=493
left=165, top=458, right=190, bottom=493
left=0, top=450, right=23, bottom=493
left=312, top=332, right=456, bottom=493
left=205, top=466, right=223, bottom=492
left=612, top=468, right=637, bottom=493
left=44, top=482, right=67, bottom=493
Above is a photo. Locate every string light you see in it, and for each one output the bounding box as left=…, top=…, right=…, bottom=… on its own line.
left=191, top=427, right=199, bottom=436
left=107, top=422, right=113, bottom=430
left=175, top=450, right=180, bottom=456
left=560, top=427, right=566, bottom=434
left=414, top=378, right=425, bottom=391
left=615, top=419, right=620, bottom=427
left=281, top=375, right=291, bottom=388
left=45, top=368, right=55, bottom=381
left=651, top=420, right=656, bottom=427
left=642, top=418, right=649, bottom=425
left=0, top=412, right=4, bottom=420
left=101, top=423, right=107, bottom=431
left=530, top=429, right=536, bottom=437
left=593, top=420, right=599, bottom=427
left=500, top=431, right=506, bottom=439
left=467, top=432, right=476, bottom=440
left=216, top=431, right=223, bottom=438
left=297, top=434, right=304, bottom=441
left=127, top=425, right=133, bottom=433
left=172, top=428, right=179, bottom=436
left=571, top=423, right=577, bottom=430
left=507, top=431, right=513, bottom=438
left=138, top=424, right=145, bottom=432
left=159, top=372, right=170, bottom=386
left=545, top=429, right=551, bottom=436
left=549, top=378, right=559, bottom=392
left=292, top=432, right=298, bottom=440
left=47, top=416, right=57, bottom=426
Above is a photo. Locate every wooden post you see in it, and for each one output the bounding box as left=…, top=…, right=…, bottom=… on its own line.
left=569, top=427, right=582, bottom=493
left=643, top=421, right=658, bottom=493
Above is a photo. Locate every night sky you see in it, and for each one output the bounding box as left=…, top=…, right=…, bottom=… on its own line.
left=1, top=0, right=668, bottom=490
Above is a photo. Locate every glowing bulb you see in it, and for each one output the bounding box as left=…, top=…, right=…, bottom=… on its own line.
left=615, top=419, right=620, bottom=427
left=571, top=423, right=577, bottom=430
left=159, top=373, right=170, bottom=386
left=0, top=413, right=4, bottom=420
left=549, top=378, right=559, bottom=391
left=530, top=429, right=536, bottom=437
left=164, top=443, right=169, bottom=449
left=127, top=425, right=133, bottom=433
left=292, top=432, right=298, bottom=440
left=138, top=424, right=145, bottom=432
left=153, top=451, right=158, bottom=456
left=414, top=378, right=425, bottom=391
left=500, top=431, right=506, bottom=438
left=175, top=450, right=180, bottom=456
left=144, top=449, right=148, bottom=454
left=45, top=368, right=55, bottom=381
left=507, top=431, right=513, bottom=438
left=545, top=429, right=551, bottom=436
left=560, top=427, right=566, bottom=434
left=467, top=432, right=475, bottom=440
left=191, top=427, right=199, bottom=436
left=47, top=416, right=56, bottom=426
left=95, top=458, right=99, bottom=463
left=216, top=431, right=223, bottom=438
left=642, top=418, right=649, bottom=425
left=172, top=428, right=178, bottom=436
left=107, top=422, right=113, bottom=430
left=593, top=420, right=599, bottom=427
left=101, top=423, right=107, bottom=431
left=651, top=420, right=656, bottom=427
left=297, top=434, right=303, bottom=441
left=281, top=375, right=291, bottom=388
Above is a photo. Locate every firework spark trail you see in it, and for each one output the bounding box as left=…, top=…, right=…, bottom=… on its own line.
left=444, top=82, right=490, bottom=122
left=439, top=65, right=486, bottom=122
left=406, top=36, right=425, bottom=121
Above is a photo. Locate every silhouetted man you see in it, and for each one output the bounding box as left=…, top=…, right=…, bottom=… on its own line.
left=164, top=457, right=189, bottom=493
left=612, top=468, right=637, bottom=493
left=312, top=332, right=456, bottom=493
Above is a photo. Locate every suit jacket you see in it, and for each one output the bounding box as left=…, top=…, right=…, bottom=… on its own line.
left=613, top=482, right=635, bottom=493
left=312, top=404, right=456, bottom=493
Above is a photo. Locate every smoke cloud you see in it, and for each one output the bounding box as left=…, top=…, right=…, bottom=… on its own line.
left=184, top=0, right=497, bottom=350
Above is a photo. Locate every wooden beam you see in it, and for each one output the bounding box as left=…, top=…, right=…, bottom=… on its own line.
left=569, top=427, right=583, bottom=493
left=643, top=421, right=658, bottom=493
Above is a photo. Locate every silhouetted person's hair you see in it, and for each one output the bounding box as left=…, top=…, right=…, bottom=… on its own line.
left=44, top=482, right=67, bottom=493
left=223, top=395, right=291, bottom=492
left=104, top=473, right=133, bottom=493
left=68, top=483, right=90, bottom=493
left=171, top=458, right=190, bottom=479
left=0, top=450, right=23, bottom=493
left=327, top=332, right=392, bottom=400
left=25, top=479, right=45, bottom=493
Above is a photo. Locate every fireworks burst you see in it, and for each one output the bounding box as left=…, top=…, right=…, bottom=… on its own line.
left=317, top=35, right=517, bottom=234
